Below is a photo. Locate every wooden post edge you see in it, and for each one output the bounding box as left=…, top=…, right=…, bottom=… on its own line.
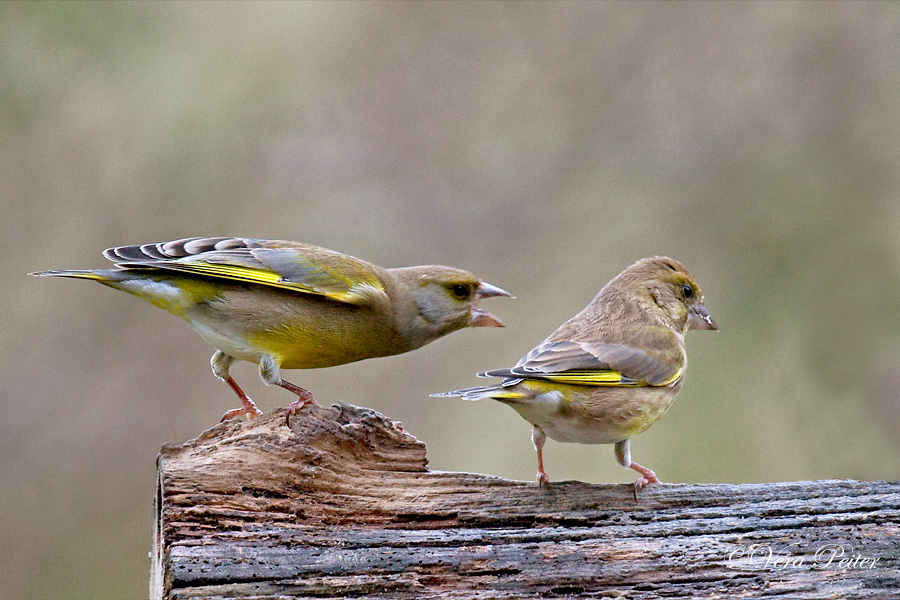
left=152, top=403, right=900, bottom=599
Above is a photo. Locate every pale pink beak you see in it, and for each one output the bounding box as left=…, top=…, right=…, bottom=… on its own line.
left=688, top=302, right=718, bottom=331
left=476, top=281, right=513, bottom=299
left=469, top=307, right=505, bottom=327
left=469, top=281, right=512, bottom=327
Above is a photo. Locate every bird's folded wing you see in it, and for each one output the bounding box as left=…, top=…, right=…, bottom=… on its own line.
left=102, top=237, right=388, bottom=304
left=485, top=337, right=684, bottom=387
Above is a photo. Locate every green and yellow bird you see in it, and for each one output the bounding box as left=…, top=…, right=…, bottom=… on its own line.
left=33, top=237, right=511, bottom=424
left=434, top=256, right=716, bottom=493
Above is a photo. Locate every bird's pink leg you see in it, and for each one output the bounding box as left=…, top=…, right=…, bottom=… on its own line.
left=532, top=426, right=550, bottom=486
left=220, top=376, right=263, bottom=421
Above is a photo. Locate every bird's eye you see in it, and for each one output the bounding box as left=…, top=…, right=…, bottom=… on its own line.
left=448, top=283, right=473, bottom=300
left=682, top=283, right=694, bottom=299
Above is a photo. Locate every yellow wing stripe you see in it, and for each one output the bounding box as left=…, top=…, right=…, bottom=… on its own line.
left=655, top=366, right=684, bottom=386
left=148, top=262, right=362, bottom=300
left=178, top=263, right=285, bottom=285
left=534, top=366, right=684, bottom=387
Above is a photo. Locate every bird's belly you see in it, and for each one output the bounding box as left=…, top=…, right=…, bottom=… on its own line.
left=184, top=290, right=407, bottom=369
left=540, top=419, right=626, bottom=445
left=254, top=325, right=398, bottom=369
left=515, top=385, right=679, bottom=446
left=189, top=320, right=264, bottom=364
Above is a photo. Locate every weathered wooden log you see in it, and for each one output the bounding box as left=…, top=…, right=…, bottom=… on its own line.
left=153, top=403, right=900, bottom=599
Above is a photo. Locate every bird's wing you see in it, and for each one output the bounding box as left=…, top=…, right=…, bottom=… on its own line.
left=102, top=237, right=388, bottom=304
left=483, top=335, right=684, bottom=387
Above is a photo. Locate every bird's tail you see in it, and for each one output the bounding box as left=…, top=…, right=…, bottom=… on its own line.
left=30, top=269, right=116, bottom=281
left=430, top=384, right=525, bottom=402
left=30, top=268, right=198, bottom=317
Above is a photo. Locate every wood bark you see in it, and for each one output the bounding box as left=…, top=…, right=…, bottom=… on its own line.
left=153, top=403, right=900, bottom=599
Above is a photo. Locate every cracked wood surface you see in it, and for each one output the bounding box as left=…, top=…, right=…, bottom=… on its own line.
left=153, top=403, right=900, bottom=599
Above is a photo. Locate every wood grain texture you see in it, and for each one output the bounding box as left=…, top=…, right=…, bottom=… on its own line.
left=153, top=403, right=900, bottom=599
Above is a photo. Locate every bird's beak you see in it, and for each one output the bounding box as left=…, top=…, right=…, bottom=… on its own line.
left=476, top=281, right=514, bottom=299
left=469, top=281, right=511, bottom=327
left=688, top=302, right=718, bottom=331
left=469, top=307, right=505, bottom=327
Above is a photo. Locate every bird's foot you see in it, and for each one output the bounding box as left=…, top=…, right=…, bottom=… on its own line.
left=536, top=468, right=550, bottom=487
left=221, top=377, right=264, bottom=421
left=220, top=398, right=263, bottom=422
left=630, top=462, right=660, bottom=499
left=282, top=380, right=318, bottom=427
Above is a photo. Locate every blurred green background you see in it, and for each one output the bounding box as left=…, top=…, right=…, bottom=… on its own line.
left=3, top=2, right=900, bottom=598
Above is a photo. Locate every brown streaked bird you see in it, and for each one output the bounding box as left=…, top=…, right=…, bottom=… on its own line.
left=434, top=256, right=716, bottom=494
left=32, top=237, right=511, bottom=425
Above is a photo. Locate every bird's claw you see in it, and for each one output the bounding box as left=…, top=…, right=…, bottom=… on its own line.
left=221, top=376, right=263, bottom=422
left=285, top=396, right=316, bottom=428
left=220, top=403, right=263, bottom=422
left=631, top=469, right=661, bottom=500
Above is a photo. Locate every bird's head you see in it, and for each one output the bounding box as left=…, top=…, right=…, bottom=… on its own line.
left=389, top=265, right=512, bottom=348
left=621, top=256, right=717, bottom=335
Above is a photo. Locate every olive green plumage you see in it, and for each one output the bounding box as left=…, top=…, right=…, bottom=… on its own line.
left=33, top=237, right=511, bottom=423
left=435, top=256, right=716, bottom=492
